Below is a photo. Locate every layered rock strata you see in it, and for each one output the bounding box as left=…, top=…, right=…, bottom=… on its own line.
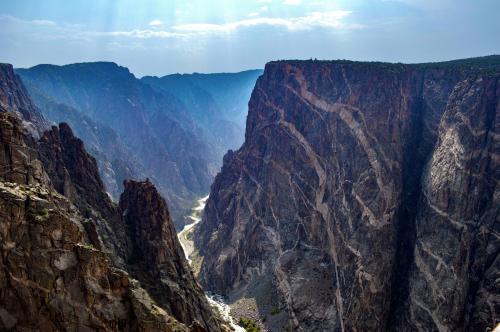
left=195, top=57, right=500, bottom=331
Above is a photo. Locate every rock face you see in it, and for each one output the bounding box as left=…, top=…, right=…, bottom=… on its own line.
left=119, top=180, right=220, bottom=331
left=0, top=63, right=48, bottom=136
left=0, top=180, right=188, bottom=332
left=195, top=56, right=500, bottom=331
left=38, top=122, right=116, bottom=218
left=0, top=64, right=222, bottom=331
left=0, top=112, right=48, bottom=186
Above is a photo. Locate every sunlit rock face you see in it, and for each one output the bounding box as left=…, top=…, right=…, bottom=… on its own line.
left=195, top=57, right=500, bottom=331
left=0, top=63, right=48, bottom=136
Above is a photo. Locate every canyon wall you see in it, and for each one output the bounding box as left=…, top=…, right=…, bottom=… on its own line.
left=195, top=57, right=500, bottom=331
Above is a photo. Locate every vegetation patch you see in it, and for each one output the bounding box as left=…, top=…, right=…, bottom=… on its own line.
left=270, top=306, right=281, bottom=315
left=238, top=317, right=260, bottom=332
left=41, top=208, right=50, bottom=217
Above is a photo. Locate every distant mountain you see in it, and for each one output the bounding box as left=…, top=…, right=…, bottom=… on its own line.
left=195, top=56, right=500, bottom=331
left=17, top=62, right=246, bottom=227
left=142, top=69, right=263, bottom=157
left=23, top=83, right=146, bottom=199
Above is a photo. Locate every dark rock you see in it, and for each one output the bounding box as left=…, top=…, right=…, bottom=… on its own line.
left=38, top=122, right=115, bottom=219
left=0, top=63, right=48, bottom=136
left=119, top=180, right=222, bottom=332
left=195, top=56, right=500, bottom=331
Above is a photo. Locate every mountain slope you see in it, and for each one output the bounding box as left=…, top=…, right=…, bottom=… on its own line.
left=142, top=69, right=262, bottom=164
left=0, top=63, right=48, bottom=136
left=195, top=56, right=500, bottom=331
left=16, top=62, right=219, bottom=227
left=25, top=85, right=145, bottom=199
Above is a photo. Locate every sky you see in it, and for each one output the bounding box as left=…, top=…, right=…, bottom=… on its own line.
left=0, top=0, right=499, bottom=77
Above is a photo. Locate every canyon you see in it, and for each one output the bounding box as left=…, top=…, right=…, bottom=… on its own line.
left=0, top=55, right=498, bottom=332
left=16, top=64, right=261, bottom=228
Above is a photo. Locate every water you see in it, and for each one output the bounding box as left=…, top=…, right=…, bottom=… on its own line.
left=178, top=195, right=245, bottom=332
left=177, top=195, right=207, bottom=265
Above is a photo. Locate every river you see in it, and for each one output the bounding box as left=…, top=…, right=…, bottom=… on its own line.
left=177, top=195, right=246, bottom=332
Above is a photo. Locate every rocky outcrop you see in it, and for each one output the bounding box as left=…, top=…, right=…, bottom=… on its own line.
left=0, top=64, right=47, bottom=136
left=38, top=122, right=116, bottom=218
left=35, top=123, right=222, bottom=331
left=195, top=56, right=500, bottom=331
left=0, top=181, right=189, bottom=331
left=119, top=180, right=221, bottom=331
left=0, top=112, right=48, bottom=186
left=0, top=113, right=189, bottom=331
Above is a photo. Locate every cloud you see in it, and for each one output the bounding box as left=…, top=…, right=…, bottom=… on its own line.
left=98, top=29, right=185, bottom=39
left=148, top=19, right=163, bottom=27
left=260, top=6, right=269, bottom=11
left=0, top=15, right=57, bottom=26
left=31, top=19, right=57, bottom=26
left=173, top=11, right=359, bottom=34
left=0, top=11, right=361, bottom=42
left=258, top=0, right=272, bottom=2
left=283, top=0, right=301, bottom=5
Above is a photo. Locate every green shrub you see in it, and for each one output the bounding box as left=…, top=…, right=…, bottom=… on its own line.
left=270, top=306, right=281, bottom=315
left=238, top=317, right=260, bottom=332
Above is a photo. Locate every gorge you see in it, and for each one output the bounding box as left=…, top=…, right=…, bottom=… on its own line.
left=0, top=55, right=498, bottom=332
left=16, top=63, right=261, bottom=228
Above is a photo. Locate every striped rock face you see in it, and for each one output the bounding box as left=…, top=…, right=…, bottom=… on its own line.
left=195, top=58, right=500, bottom=331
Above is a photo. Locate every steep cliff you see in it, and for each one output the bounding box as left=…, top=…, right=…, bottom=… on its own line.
left=195, top=56, right=500, bottom=331
left=38, top=123, right=116, bottom=218
left=119, top=180, right=220, bottom=331
left=0, top=113, right=188, bottom=331
left=0, top=63, right=47, bottom=136
left=0, top=63, right=222, bottom=331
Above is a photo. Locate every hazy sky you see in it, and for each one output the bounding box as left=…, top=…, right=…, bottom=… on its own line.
left=1, top=0, right=499, bottom=77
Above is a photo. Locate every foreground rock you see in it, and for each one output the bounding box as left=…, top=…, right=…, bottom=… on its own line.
left=0, top=63, right=222, bottom=331
left=195, top=56, right=500, bottom=331
left=119, top=180, right=220, bottom=331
